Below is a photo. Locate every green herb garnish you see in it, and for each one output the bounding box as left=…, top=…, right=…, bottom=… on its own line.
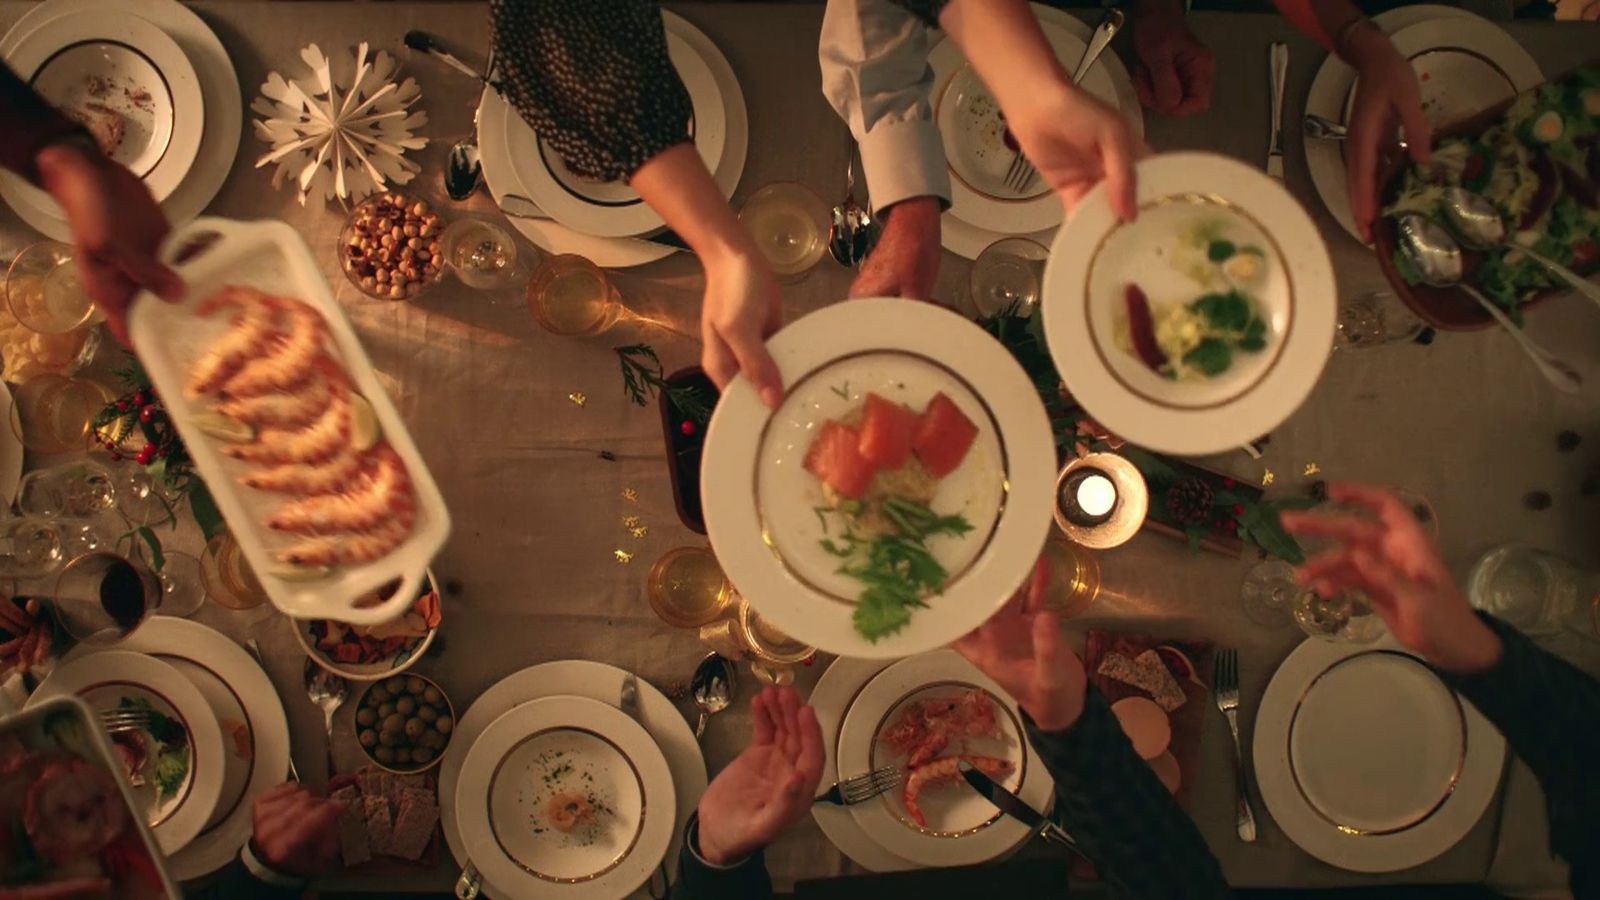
left=820, top=498, right=972, bottom=642
left=1183, top=338, right=1233, bottom=376
left=1207, top=239, right=1236, bottom=262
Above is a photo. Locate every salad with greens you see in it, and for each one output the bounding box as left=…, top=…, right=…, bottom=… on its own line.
left=109, top=696, right=189, bottom=802
left=1387, top=65, right=1600, bottom=317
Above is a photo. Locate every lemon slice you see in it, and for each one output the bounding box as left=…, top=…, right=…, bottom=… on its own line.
left=192, top=410, right=255, bottom=444
left=271, top=564, right=334, bottom=582
left=350, top=393, right=381, bottom=452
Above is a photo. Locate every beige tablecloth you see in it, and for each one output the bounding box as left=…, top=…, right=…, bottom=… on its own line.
left=2, top=2, right=1598, bottom=895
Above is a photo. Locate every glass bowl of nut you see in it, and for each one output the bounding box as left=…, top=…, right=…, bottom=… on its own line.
left=339, top=192, right=446, bottom=301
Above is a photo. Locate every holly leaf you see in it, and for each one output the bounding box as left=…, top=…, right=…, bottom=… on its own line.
left=1242, top=507, right=1306, bottom=564
left=136, top=526, right=165, bottom=572
left=1214, top=489, right=1241, bottom=506
left=1120, top=446, right=1179, bottom=485
left=188, top=481, right=225, bottom=541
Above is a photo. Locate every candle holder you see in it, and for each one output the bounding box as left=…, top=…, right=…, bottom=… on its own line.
left=1053, top=452, right=1148, bottom=549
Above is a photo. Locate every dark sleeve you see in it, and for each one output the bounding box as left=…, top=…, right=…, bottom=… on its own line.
left=889, top=1, right=950, bottom=27
left=1436, top=613, right=1600, bottom=898
left=199, top=863, right=300, bottom=900
left=489, top=0, right=693, bottom=182
left=0, top=63, right=94, bottom=181
left=1026, top=686, right=1230, bottom=900
left=667, top=812, right=774, bottom=900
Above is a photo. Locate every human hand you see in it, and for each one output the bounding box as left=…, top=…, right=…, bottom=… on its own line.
left=1341, top=24, right=1431, bottom=242
left=1132, top=2, right=1216, bottom=116
left=34, top=143, right=183, bottom=345
left=696, top=686, right=824, bottom=866
left=1281, top=482, right=1501, bottom=675
left=953, top=557, right=1085, bottom=731
left=250, top=782, right=345, bottom=877
left=848, top=197, right=941, bottom=301
left=700, top=245, right=784, bottom=407
left=1007, top=83, right=1147, bottom=220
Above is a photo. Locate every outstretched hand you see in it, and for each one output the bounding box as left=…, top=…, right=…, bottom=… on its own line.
left=953, top=556, right=1085, bottom=731
left=1341, top=24, right=1432, bottom=241
left=695, top=686, right=824, bottom=865
left=250, top=782, right=345, bottom=877
left=1281, top=482, right=1500, bottom=674
left=1010, top=86, right=1148, bottom=221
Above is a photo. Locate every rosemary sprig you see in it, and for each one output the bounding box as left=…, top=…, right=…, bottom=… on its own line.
left=614, top=343, right=716, bottom=425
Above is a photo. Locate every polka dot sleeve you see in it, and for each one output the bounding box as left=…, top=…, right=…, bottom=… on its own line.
left=490, top=0, right=694, bottom=183
left=891, top=0, right=950, bottom=26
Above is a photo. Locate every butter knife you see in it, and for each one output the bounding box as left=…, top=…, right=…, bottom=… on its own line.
left=959, top=761, right=1080, bottom=853
left=1267, top=42, right=1288, bottom=179
left=620, top=673, right=669, bottom=900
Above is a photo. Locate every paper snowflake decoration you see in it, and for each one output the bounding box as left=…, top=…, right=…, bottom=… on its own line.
left=251, top=42, right=428, bottom=206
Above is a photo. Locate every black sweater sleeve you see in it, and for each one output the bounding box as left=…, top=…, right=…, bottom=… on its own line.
left=668, top=812, right=774, bottom=900
left=1437, top=613, right=1600, bottom=898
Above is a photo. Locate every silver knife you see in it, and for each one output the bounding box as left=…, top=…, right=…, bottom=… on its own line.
left=619, top=673, right=669, bottom=900
left=500, top=192, right=690, bottom=253
left=1267, top=42, right=1288, bottom=179
left=244, top=639, right=300, bottom=783
left=959, top=760, right=1079, bottom=853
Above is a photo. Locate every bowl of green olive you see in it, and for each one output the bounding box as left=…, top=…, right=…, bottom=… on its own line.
left=352, top=673, right=454, bottom=773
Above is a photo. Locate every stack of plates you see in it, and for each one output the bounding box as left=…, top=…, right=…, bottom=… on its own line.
left=0, top=0, right=242, bottom=242
left=1305, top=4, right=1542, bottom=242
left=27, top=621, right=290, bottom=877
left=1254, top=638, right=1506, bottom=872
left=478, top=11, right=748, bottom=269
left=930, top=4, right=1144, bottom=259
left=440, top=661, right=707, bottom=898
left=810, top=650, right=1056, bottom=871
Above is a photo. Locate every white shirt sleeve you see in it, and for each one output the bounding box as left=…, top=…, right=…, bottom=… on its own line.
left=820, top=0, right=951, bottom=212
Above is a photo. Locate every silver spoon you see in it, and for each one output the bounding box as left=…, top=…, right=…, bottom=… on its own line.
left=303, top=657, right=350, bottom=741
left=1071, top=9, right=1124, bottom=85
left=690, top=653, right=736, bottom=740
left=1441, top=187, right=1600, bottom=311
left=830, top=152, right=861, bottom=268
left=1395, top=213, right=1582, bottom=393
left=406, top=31, right=495, bottom=201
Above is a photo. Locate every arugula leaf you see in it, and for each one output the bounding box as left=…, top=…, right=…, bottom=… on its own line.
left=1184, top=338, right=1233, bottom=376
left=853, top=586, right=915, bottom=640
left=152, top=749, right=188, bottom=799
left=824, top=497, right=970, bottom=642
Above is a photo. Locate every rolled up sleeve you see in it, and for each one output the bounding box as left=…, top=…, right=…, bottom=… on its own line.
left=820, top=0, right=951, bottom=211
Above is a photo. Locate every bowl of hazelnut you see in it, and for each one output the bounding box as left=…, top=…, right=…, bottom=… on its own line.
left=352, top=672, right=454, bottom=774
left=339, top=192, right=446, bottom=301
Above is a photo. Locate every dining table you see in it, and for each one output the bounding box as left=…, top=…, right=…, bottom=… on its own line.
left=1, top=1, right=1598, bottom=896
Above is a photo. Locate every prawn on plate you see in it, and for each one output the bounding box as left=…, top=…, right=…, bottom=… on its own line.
left=277, top=511, right=414, bottom=567
left=217, top=358, right=338, bottom=428
left=880, top=689, right=1002, bottom=768
left=242, top=446, right=364, bottom=496
left=223, top=369, right=350, bottom=465
left=222, top=299, right=327, bottom=398
left=545, top=791, right=598, bottom=834
left=186, top=287, right=280, bottom=397
left=902, top=754, right=1012, bottom=830
left=267, top=446, right=413, bottom=534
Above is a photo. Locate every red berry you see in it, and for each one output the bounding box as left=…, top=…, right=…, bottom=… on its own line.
left=136, top=447, right=155, bottom=465
left=1223, top=477, right=1236, bottom=488
left=133, top=391, right=148, bottom=407
left=108, top=451, right=122, bottom=461
left=680, top=420, right=697, bottom=437
left=139, top=405, right=156, bottom=424
left=102, top=440, right=115, bottom=451
left=115, top=400, right=129, bottom=412
left=1231, top=504, right=1245, bottom=516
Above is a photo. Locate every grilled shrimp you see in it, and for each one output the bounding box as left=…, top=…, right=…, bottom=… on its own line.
left=267, top=446, right=412, bottom=534
left=223, top=300, right=327, bottom=398
left=902, top=755, right=1013, bottom=829
left=217, top=358, right=339, bottom=428
left=241, top=445, right=364, bottom=495
left=224, top=383, right=349, bottom=465
left=276, top=510, right=414, bottom=567
left=186, top=287, right=279, bottom=397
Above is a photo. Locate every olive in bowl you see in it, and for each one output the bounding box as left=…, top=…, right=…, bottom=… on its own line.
left=353, top=673, right=454, bottom=774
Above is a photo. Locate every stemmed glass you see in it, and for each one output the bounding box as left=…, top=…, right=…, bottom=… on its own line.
left=1241, top=555, right=1384, bottom=644
left=49, top=551, right=161, bottom=646
left=968, top=237, right=1048, bottom=319
left=18, top=460, right=117, bottom=519
left=0, top=513, right=64, bottom=580
left=526, top=253, right=695, bottom=340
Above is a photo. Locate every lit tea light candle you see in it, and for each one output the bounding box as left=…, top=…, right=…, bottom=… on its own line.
left=1053, top=452, right=1149, bottom=550
left=1059, top=468, right=1118, bottom=527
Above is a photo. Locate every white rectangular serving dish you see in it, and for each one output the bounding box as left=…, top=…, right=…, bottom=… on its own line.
left=128, top=216, right=450, bottom=624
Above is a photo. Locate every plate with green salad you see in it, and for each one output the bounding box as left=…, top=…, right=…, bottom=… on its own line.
left=701, top=299, right=1055, bottom=659
left=28, top=649, right=225, bottom=855
left=1377, top=63, right=1600, bottom=329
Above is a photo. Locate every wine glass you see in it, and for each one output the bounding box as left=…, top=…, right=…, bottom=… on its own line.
left=18, top=460, right=117, bottom=518
left=1335, top=289, right=1425, bottom=351
left=0, top=514, right=64, bottom=580
left=1239, top=560, right=1301, bottom=627
left=152, top=551, right=207, bottom=619
left=526, top=254, right=694, bottom=340
left=739, top=182, right=830, bottom=279
left=5, top=242, right=101, bottom=334
left=968, top=237, right=1048, bottom=319
left=10, top=375, right=114, bottom=454
left=49, top=551, right=161, bottom=646
left=646, top=546, right=733, bottom=628
left=1286, top=503, right=1387, bottom=643
left=201, top=530, right=268, bottom=610
left=440, top=217, right=521, bottom=290
left=114, top=461, right=180, bottom=527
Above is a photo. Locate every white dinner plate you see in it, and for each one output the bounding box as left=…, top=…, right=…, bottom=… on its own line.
left=441, top=660, right=707, bottom=899
left=455, top=695, right=676, bottom=899
left=28, top=649, right=226, bottom=857
left=479, top=10, right=747, bottom=267
left=837, top=650, right=1053, bottom=868
left=1254, top=637, right=1507, bottom=873
left=1042, top=152, right=1334, bottom=456
left=1304, top=6, right=1540, bottom=243
left=507, top=30, right=724, bottom=236
left=702, top=298, right=1055, bottom=659
left=0, top=382, right=23, bottom=505
left=933, top=5, right=1144, bottom=259
left=63, top=618, right=290, bottom=880
left=809, top=656, right=917, bottom=871
left=0, top=0, right=242, bottom=242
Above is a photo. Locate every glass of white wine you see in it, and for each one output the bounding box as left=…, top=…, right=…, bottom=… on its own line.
left=440, top=218, right=520, bottom=290
left=739, top=182, right=830, bottom=279
left=526, top=253, right=623, bottom=337
left=969, top=237, right=1048, bottom=318
left=5, top=242, right=100, bottom=335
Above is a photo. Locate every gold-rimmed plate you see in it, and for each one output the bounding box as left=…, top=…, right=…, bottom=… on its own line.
left=1043, top=152, right=1335, bottom=455
left=1254, top=637, right=1507, bottom=873
left=835, top=649, right=1053, bottom=867
left=703, top=299, right=1055, bottom=659
left=455, top=694, right=675, bottom=898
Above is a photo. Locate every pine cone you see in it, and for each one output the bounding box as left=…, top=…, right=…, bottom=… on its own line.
left=1165, top=476, right=1215, bottom=526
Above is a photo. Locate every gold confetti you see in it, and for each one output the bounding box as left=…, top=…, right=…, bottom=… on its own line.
left=1261, top=469, right=1275, bottom=486
left=568, top=392, right=587, bottom=407
left=1303, top=463, right=1321, bottom=476
left=630, top=526, right=649, bottom=538
left=622, top=515, right=642, bottom=529
left=621, top=488, right=638, bottom=503
left=614, top=549, right=634, bottom=564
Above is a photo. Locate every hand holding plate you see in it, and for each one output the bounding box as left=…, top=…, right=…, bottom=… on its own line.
left=952, top=557, right=1086, bottom=732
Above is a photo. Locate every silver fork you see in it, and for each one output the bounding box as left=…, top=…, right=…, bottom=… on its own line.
left=1213, top=649, right=1258, bottom=842
left=1003, top=152, right=1038, bottom=194
left=814, top=765, right=901, bottom=807
left=99, top=708, right=154, bottom=734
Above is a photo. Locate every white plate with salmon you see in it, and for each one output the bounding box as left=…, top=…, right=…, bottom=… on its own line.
left=702, top=298, right=1055, bottom=658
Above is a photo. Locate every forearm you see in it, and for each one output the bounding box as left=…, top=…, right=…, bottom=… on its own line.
left=630, top=144, right=758, bottom=268
left=0, top=63, right=93, bottom=182
left=1026, top=687, right=1229, bottom=900
left=668, top=814, right=774, bottom=900
left=1437, top=614, right=1600, bottom=895
left=937, top=0, right=1075, bottom=126
left=1270, top=0, right=1362, bottom=54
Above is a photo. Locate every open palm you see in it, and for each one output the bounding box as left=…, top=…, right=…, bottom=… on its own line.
left=952, top=557, right=1085, bottom=732
left=695, top=686, right=823, bottom=865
